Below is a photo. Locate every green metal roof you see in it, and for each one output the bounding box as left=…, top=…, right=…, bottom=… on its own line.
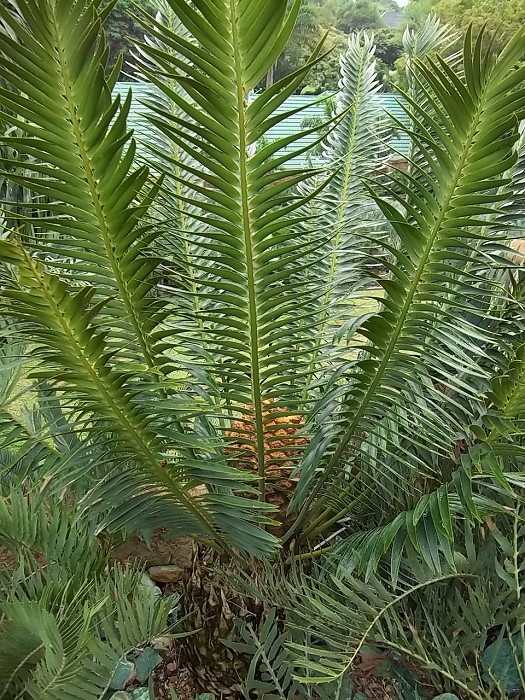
left=114, top=82, right=411, bottom=169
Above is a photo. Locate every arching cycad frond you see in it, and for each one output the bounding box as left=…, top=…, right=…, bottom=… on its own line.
left=0, top=0, right=278, bottom=557
left=234, top=501, right=525, bottom=696
left=284, top=522, right=525, bottom=697
left=132, top=0, right=207, bottom=328
left=329, top=441, right=524, bottom=582
left=133, top=0, right=334, bottom=496
left=498, top=122, right=525, bottom=257
left=268, top=561, right=463, bottom=686
left=319, top=31, right=389, bottom=309
left=403, top=15, right=455, bottom=88
left=0, top=239, right=278, bottom=553
left=0, top=0, right=168, bottom=372
left=402, top=15, right=456, bottom=173
left=487, top=342, right=525, bottom=440
left=288, top=28, right=525, bottom=549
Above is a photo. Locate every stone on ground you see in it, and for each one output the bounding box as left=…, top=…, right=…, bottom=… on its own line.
left=109, top=660, right=135, bottom=690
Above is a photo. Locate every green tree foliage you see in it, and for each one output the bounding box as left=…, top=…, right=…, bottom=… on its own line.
left=274, top=1, right=323, bottom=87
left=271, top=0, right=405, bottom=93
left=406, top=0, right=525, bottom=50
left=103, top=0, right=406, bottom=91
left=404, top=0, right=436, bottom=24
left=435, top=0, right=525, bottom=48
left=336, top=0, right=382, bottom=32
left=372, top=27, right=404, bottom=86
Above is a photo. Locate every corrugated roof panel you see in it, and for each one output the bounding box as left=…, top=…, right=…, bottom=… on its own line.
left=114, top=82, right=411, bottom=169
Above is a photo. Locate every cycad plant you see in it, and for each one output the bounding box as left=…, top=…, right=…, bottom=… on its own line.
left=0, top=487, right=178, bottom=698
left=0, top=0, right=524, bottom=698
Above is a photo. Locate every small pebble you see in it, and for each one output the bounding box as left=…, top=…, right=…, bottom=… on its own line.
left=152, top=635, right=174, bottom=650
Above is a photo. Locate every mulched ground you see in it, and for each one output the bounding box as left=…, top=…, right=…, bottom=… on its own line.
left=153, top=649, right=200, bottom=700
left=351, top=652, right=401, bottom=700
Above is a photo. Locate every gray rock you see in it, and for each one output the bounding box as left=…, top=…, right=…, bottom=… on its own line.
left=109, top=660, right=135, bottom=690
left=110, top=693, right=132, bottom=700
left=139, top=572, right=162, bottom=598
left=432, top=695, right=459, bottom=700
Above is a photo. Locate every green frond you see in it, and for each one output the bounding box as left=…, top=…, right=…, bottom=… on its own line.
left=279, top=511, right=525, bottom=697
left=402, top=16, right=456, bottom=100
left=402, top=15, right=457, bottom=173
left=223, top=608, right=304, bottom=700
left=132, top=0, right=207, bottom=328
left=307, top=31, right=389, bottom=335
left=133, top=0, right=334, bottom=497
left=0, top=0, right=166, bottom=372
left=0, top=327, right=30, bottom=414
left=289, top=27, right=525, bottom=535
left=328, top=439, right=524, bottom=583
left=500, top=122, right=525, bottom=228
left=0, top=238, right=277, bottom=554
left=0, top=490, right=178, bottom=700
left=323, top=31, right=385, bottom=217
left=0, top=0, right=288, bottom=555
left=0, top=489, right=105, bottom=585
left=489, top=344, right=525, bottom=420
left=271, top=562, right=463, bottom=685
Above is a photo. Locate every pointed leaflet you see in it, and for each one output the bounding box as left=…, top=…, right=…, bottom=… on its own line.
left=135, top=0, right=330, bottom=498
left=289, top=29, right=525, bottom=533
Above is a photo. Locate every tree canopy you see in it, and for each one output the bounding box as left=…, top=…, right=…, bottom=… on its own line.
left=103, top=0, right=407, bottom=92
left=406, top=0, right=525, bottom=49
left=273, top=0, right=406, bottom=93
left=94, top=0, right=525, bottom=88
